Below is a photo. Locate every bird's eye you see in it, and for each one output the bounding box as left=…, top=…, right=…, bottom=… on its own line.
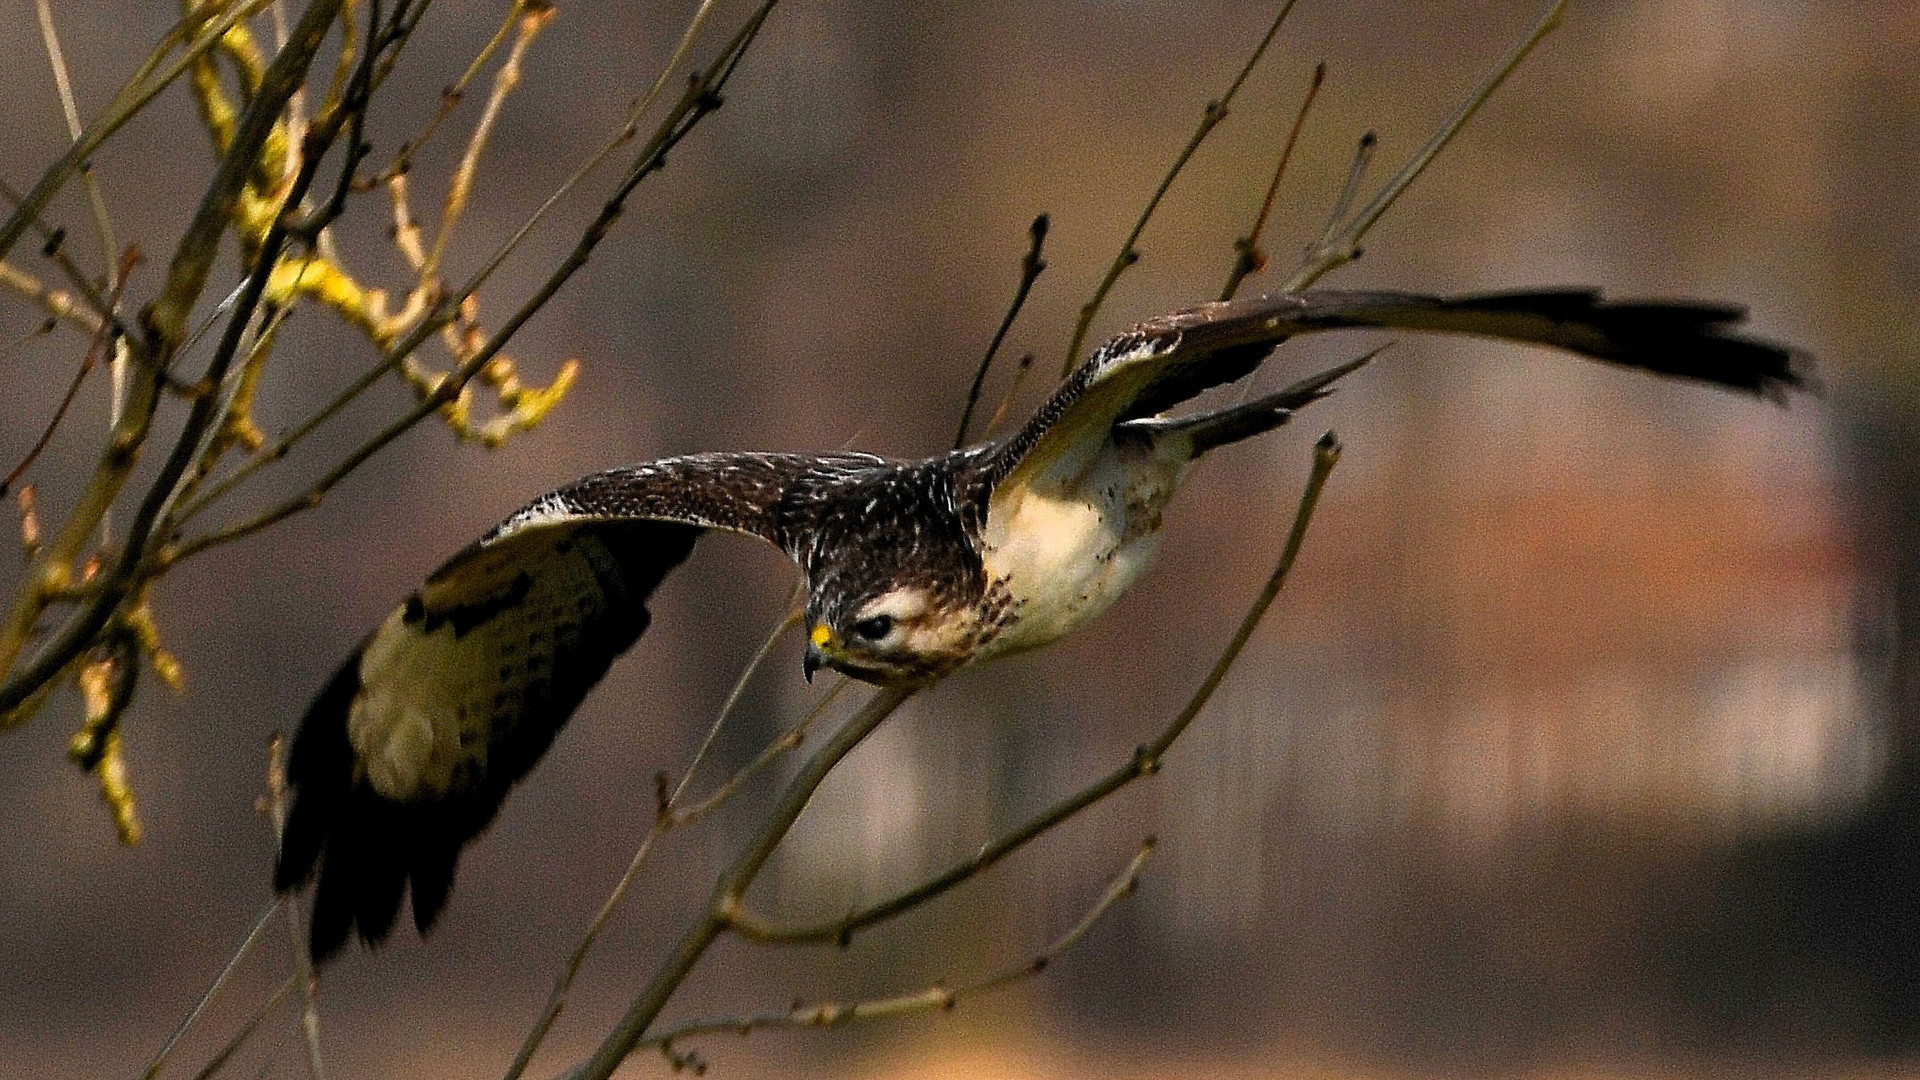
left=851, top=614, right=894, bottom=642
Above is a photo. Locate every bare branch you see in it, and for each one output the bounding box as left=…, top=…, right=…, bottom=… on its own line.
left=647, top=839, right=1155, bottom=1068
left=559, top=685, right=916, bottom=1080
left=1061, top=0, right=1301, bottom=376
left=139, top=897, right=285, bottom=1080
left=1287, top=0, right=1567, bottom=290
left=980, top=353, right=1035, bottom=440
left=0, top=0, right=365, bottom=722
left=503, top=597, right=828, bottom=1080
left=1220, top=61, right=1323, bottom=303
left=0, top=247, right=136, bottom=503
left=421, top=0, right=552, bottom=285
left=185, top=973, right=298, bottom=1080
left=266, top=733, right=325, bottom=1080
left=954, top=213, right=1047, bottom=449
left=0, top=0, right=277, bottom=266
left=0, top=259, right=102, bottom=335
left=167, top=1, right=781, bottom=566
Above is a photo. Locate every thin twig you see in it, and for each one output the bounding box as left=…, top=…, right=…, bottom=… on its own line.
left=186, top=973, right=298, bottom=1080
left=670, top=678, right=850, bottom=828
left=265, top=734, right=325, bottom=1080
left=0, top=0, right=277, bottom=265
left=980, top=353, right=1035, bottom=440
left=419, top=0, right=550, bottom=285
left=1219, top=61, right=1323, bottom=303
left=502, top=596, right=816, bottom=1080
left=1061, top=0, right=1301, bottom=376
left=561, top=685, right=916, bottom=1080
left=139, top=896, right=286, bottom=1080
left=646, top=838, right=1154, bottom=1069
left=0, top=0, right=368, bottom=720
left=167, top=2, right=780, bottom=566
left=175, top=0, right=732, bottom=530
left=0, top=258, right=101, bottom=335
left=378, top=0, right=523, bottom=179
left=954, top=214, right=1047, bottom=449
left=0, top=177, right=118, bottom=324
left=731, top=433, right=1341, bottom=946
left=0, top=247, right=135, bottom=502
left=1286, top=0, right=1567, bottom=290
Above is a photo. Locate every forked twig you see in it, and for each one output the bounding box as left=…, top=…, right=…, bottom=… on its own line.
left=954, top=214, right=1047, bottom=449
left=1062, top=0, right=1302, bottom=375
left=1220, top=61, right=1324, bottom=303
left=502, top=595, right=821, bottom=1080
left=186, top=973, right=298, bottom=1080
left=560, top=685, right=916, bottom=1080
left=166, top=2, right=780, bottom=565
left=1287, top=0, right=1567, bottom=290
left=648, top=839, right=1155, bottom=1070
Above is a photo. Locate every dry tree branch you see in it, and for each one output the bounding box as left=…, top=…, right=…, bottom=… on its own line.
left=419, top=0, right=550, bottom=286
left=0, top=247, right=137, bottom=503
left=0, top=258, right=103, bottom=335
left=164, top=0, right=781, bottom=567
left=185, top=973, right=298, bottom=1080
left=648, top=838, right=1156, bottom=1072
left=266, top=733, right=326, bottom=1080
left=139, top=897, right=285, bottom=1080
left=0, top=177, right=120, bottom=325
left=1061, top=0, right=1302, bottom=376
left=0, top=0, right=358, bottom=723
left=0, top=0, right=278, bottom=265
left=379, top=0, right=525, bottom=178
left=1286, top=0, right=1566, bottom=290
left=503, top=596, right=812, bottom=1080
left=561, top=685, right=916, bottom=1080
left=980, top=352, right=1035, bottom=440
left=33, top=0, right=121, bottom=281
left=668, top=678, right=851, bottom=830
left=731, top=430, right=1341, bottom=946
left=1219, top=61, right=1323, bottom=303
left=954, top=213, right=1048, bottom=449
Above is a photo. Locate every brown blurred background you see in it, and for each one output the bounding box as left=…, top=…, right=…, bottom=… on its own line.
left=0, top=0, right=1906, bottom=1076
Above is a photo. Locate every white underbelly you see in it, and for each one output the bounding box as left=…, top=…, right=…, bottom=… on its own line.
left=977, top=441, right=1183, bottom=658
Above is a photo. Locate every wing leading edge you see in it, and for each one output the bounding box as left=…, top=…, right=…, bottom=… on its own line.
left=983, top=288, right=1806, bottom=501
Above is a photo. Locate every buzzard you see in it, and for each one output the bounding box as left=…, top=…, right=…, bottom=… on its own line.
left=274, top=288, right=1803, bottom=959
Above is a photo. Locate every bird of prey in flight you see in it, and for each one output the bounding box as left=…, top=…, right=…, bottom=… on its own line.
left=274, top=288, right=1803, bottom=959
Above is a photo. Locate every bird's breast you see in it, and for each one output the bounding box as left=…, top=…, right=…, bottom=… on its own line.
left=975, top=438, right=1186, bottom=659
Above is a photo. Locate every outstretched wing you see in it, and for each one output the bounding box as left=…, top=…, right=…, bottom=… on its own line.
left=981, top=288, right=1806, bottom=497
left=274, top=452, right=847, bottom=961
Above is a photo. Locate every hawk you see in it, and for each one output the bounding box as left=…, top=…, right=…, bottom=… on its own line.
left=274, top=288, right=1803, bottom=959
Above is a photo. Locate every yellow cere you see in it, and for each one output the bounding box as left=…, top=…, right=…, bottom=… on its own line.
left=809, top=624, right=833, bottom=647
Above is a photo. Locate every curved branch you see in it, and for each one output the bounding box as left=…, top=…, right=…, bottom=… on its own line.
left=648, top=839, right=1154, bottom=1071
left=559, top=685, right=915, bottom=1080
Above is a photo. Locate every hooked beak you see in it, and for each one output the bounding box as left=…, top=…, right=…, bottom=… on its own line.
left=803, top=644, right=824, bottom=683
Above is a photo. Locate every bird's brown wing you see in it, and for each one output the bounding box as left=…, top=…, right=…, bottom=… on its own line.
left=274, top=452, right=866, bottom=961
left=978, top=288, right=1806, bottom=502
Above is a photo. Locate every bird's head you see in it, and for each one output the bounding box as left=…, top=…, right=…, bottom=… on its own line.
left=803, top=582, right=981, bottom=687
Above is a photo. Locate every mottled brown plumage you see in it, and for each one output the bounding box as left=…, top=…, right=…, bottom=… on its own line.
left=275, top=288, right=1804, bottom=960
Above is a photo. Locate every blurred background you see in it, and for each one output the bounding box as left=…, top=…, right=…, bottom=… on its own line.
left=0, top=0, right=1907, bottom=1076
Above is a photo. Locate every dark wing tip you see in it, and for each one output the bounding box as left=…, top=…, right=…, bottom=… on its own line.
left=1459, top=290, right=1811, bottom=401
left=274, top=658, right=360, bottom=895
